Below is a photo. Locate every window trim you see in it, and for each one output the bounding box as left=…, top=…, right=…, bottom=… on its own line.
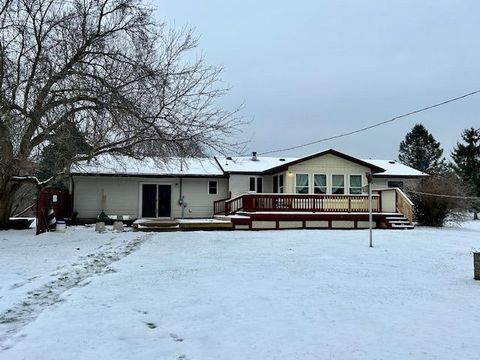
left=208, top=180, right=218, bottom=195
left=349, top=174, right=363, bottom=195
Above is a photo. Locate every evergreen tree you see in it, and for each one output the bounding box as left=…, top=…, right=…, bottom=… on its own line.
left=398, top=124, right=446, bottom=174
left=37, top=122, right=91, bottom=187
left=451, top=127, right=480, bottom=219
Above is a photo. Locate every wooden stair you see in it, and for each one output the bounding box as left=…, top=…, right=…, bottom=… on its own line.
left=385, top=215, right=414, bottom=230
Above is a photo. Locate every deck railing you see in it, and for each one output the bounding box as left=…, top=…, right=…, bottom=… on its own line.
left=218, top=193, right=380, bottom=215
left=396, top=188, right=414, bottom=223
left=213, top=197, right=230, bottom=215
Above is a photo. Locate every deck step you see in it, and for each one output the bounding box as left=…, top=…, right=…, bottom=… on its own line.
left=391, top=223, right=414, bottom=229
left=134, top=224, right=180, bottom=232
left=383, top=213, right=414, bottom=229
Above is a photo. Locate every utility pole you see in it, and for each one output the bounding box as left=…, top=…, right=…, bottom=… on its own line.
left=366, top=172, right=373, bottom=248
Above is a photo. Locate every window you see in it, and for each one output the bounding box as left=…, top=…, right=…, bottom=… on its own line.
left=295, top=174, right=309, bottom=194
left=314, top=174, right=327, bottom=194
left=249, top=177, right=256, bottom=191
left=278, top=174, right=284, bottom=193
left=249, top=176, right=263, bottom=193
left=387, top=181, right=404, bottom=189
left=331, top=175, right=345, bottom=194
left=256, top=177, right=263, bottom=193
left=273, top=174, right=285, bottom=193
left=349, top=175, right=362, bottom=194
left=208, top=180, right=218, bottom=195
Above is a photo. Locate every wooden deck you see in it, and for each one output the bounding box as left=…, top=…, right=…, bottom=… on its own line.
left=214, top=190, right=415, bottom=230
left=133, top=218, right=233, bottom=232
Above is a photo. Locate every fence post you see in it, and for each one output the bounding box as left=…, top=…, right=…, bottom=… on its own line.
left=474, top=252, right=480, bottom=280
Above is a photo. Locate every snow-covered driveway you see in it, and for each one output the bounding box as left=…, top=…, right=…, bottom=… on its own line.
left=1, top=223, right=480, bottom=359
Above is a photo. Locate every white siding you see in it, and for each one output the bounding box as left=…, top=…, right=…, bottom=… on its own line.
left=73, top=176, right=228, bottom=220
left=179, top=178, right=228, bottom=218
left=228, top=174, right=252, bottom=198
left=286, top=153, right=370, bottom=194
left=372, top=177, right=420, bottom=191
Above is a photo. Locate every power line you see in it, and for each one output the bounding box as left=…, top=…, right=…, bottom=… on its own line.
left=259, top=89, right=480, bottom=156
left=408, top=190, right=480, bottom=200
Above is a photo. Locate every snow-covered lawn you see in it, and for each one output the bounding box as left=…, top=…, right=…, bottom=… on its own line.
left=1, top=223, right=480, bottom=359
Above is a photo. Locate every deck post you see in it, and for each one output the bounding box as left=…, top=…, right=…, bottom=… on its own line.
left=366, top=172, right=373, bottom=248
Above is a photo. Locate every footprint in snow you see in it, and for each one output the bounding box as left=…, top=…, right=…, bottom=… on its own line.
left=145, top=322, right=156, bottom=329
left=170, top=333, right=184, bottom=342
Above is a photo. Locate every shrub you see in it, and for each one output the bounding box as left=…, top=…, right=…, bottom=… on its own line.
left=409, top=174, right=470, bottom=226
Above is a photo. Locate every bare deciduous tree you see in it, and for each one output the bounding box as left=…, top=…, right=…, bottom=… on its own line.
left=0, top=0, right=242, bottom=229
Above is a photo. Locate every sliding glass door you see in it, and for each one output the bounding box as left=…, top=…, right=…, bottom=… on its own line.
left=141, top=184, right=171, bottom=218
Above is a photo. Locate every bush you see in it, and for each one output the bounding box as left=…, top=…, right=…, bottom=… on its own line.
left=409, top=174, right=470, bottom=226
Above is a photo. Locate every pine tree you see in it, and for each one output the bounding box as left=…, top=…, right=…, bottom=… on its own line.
left=398, top=124, right=446, bottom=174
left=37, top=122, right=91, bottom=187
left=451, top=128, right=480, bottom=219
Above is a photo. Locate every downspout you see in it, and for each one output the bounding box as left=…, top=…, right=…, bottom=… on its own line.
left=179, top=176, right=185, bottom=218
left=69, top=175, right=75, bottom=223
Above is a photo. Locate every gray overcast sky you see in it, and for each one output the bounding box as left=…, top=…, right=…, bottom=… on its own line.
left=155, top=0, right=480, bottom=160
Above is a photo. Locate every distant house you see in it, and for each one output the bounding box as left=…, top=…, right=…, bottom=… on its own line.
left=70, top=149, right=427, bottom=229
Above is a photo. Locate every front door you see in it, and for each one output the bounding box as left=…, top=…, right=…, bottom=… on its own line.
left=141, top=184, right=171, bottom=218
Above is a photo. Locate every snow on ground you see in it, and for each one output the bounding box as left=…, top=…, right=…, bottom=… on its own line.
left=1, top=223, right=480, bottom=359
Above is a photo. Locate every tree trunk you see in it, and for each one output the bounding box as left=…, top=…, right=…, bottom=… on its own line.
left=474, top=211, right=479, bottom=220
left=0, top=178, right=21, bottom=230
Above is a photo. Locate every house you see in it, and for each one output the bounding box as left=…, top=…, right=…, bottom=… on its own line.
left=70, top=149, right=427, bottom=230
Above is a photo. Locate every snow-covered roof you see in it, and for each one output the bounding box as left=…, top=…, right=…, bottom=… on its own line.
left=71, top=154, right=224, bottom=177
left=361, top=159, right=428, bottom=177
left=215, top=156, right=298, bottom=173
left=70, top=152, right=426, bottom=178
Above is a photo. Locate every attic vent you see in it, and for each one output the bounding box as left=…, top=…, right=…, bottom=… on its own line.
left=389, top=160, right=396, bottom=164
left=252, top=152, right=258, bottom=161
left=279, top=158, right=285, bottom=161
left=226, top=156, right=232, bottom=160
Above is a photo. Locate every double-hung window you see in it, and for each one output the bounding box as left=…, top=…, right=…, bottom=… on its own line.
left=331, top=175, right=345, bottom=194
left=295, top=174, right=309, bottom=194
left=208, top=180, right=218, bottom=195
left=349, top=175, right=363, bottom=194
left=313, top=174, right=327, bottom=194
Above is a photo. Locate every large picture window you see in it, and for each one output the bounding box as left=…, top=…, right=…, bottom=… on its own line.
left=313, top=174, right=327, bottom=194
left=349, top=175, right=362, bottom=194
left=331, top=175, right=345, bottom=194
left=295, top=174, right=309, bottom=194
